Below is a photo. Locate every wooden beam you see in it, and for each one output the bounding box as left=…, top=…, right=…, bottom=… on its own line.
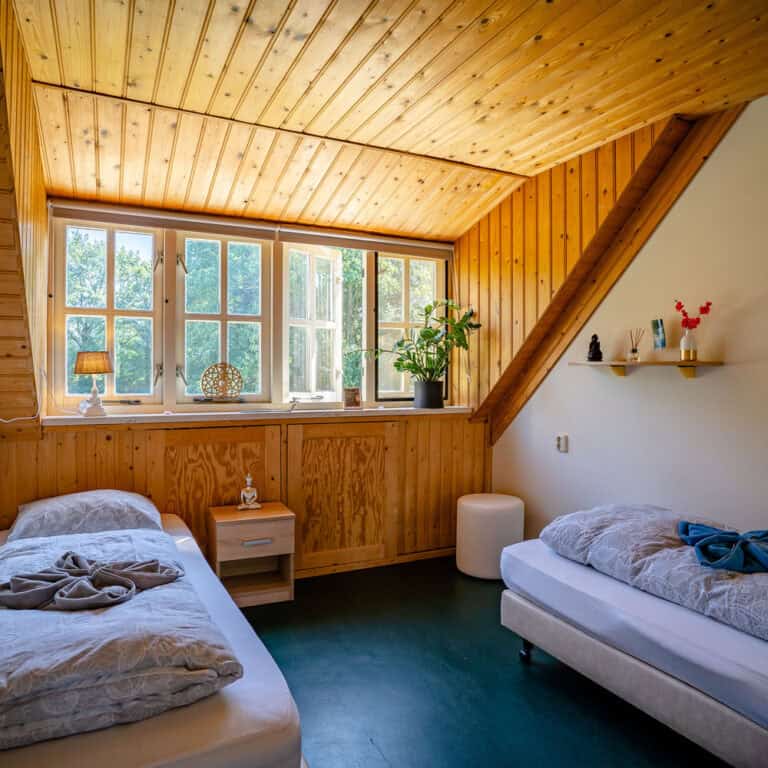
left=472, top=106, right=745, bottom=444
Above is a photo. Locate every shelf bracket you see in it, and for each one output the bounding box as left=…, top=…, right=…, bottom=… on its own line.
left=609, top=365, right=627, bottom=377
left=677, top=365, right=696, bottom=379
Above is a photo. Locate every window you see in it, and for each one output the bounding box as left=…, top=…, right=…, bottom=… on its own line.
left=53, top=223, right=162, bottom=407
left=375, top=252, right=446, bottom=400
left=283, top=243, right=364, bottom=402
left=50, top=212, right=449, bottom=412
left=178, top=234, right=270, bottom=401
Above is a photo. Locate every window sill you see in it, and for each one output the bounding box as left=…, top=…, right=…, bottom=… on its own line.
left=41, top=405, right=473, bottom=428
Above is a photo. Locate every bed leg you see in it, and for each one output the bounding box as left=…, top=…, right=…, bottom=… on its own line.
left=519, top=639, right=534, bottom=664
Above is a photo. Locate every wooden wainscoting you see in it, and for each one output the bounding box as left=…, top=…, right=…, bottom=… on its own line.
left=287, top=421, right=400, bottom=571
left=0, top=412, right=489, bottom=577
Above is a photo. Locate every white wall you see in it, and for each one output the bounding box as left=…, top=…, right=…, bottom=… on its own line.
left=493, top=97, right=768, bottom=535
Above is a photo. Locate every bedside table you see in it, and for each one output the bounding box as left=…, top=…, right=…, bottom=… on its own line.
left=207, top=503, right=295, bottom=607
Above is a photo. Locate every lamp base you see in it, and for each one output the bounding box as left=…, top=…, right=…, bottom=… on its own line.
left=78, top=396, right=107, bottom=417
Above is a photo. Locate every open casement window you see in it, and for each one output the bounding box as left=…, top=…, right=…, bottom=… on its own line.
left=283, top=243, right=346, bottom=403
left=375, top=252, right=447, bottom=401
left=52, top=221, right=163, bottom=408
left=176, top=233, right=271, bottom=402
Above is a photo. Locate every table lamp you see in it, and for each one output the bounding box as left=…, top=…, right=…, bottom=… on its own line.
left=74, top=350, right=113, bottom=416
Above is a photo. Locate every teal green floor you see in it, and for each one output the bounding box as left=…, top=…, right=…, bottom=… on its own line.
left=246, top=557, right=726, bottom=768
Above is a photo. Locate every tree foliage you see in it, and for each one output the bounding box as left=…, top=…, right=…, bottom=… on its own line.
left=66, top=228, right=154, bottom=395
left=342, top=248, right=363, bottom=387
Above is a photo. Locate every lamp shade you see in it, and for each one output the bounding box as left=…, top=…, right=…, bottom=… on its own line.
left=74, top=350, right=113, bottom=375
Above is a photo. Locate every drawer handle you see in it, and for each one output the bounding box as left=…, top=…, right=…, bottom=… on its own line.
left=241, top=537, right=273, bottom=548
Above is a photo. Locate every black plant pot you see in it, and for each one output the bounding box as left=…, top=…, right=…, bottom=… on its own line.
left=414, top=380, right=444, bottom=409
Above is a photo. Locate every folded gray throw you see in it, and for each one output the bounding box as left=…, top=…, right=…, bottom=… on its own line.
left=541, top=505, right=768, bottom=641
left=0, top=550, right=183, bottom=610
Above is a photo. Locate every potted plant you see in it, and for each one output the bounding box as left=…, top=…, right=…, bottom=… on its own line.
left=388, top=300, right=481, bottom=408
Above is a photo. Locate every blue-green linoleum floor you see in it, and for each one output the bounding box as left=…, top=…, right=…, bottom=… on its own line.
left=245, top=557, right=726, bottom=768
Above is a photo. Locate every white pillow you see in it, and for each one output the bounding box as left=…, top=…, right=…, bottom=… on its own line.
left=8, top=490, right=163, bottom=541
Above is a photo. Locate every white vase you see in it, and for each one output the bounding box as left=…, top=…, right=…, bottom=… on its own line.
left=680, top=329, right=698, bottom=361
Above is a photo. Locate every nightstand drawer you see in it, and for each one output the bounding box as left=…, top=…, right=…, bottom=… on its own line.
left=215, top=517, right=294, bottom=561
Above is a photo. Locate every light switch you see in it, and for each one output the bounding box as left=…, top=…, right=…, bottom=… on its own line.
left=556, top=433, right=569, bottom=453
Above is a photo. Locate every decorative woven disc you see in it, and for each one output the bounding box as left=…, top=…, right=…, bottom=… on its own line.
left=201, top=362, right=243, bottom=399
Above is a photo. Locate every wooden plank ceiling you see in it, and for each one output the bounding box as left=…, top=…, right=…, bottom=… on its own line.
left=12, top=0, right=768, bottom=240
left=32, top=84, right=519, bottom=239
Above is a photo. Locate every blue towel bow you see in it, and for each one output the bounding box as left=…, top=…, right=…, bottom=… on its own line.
left=678, top=521, right=768, bottom=573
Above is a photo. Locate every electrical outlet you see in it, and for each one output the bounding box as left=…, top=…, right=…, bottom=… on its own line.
left=556, top=433, right=569, bottom=453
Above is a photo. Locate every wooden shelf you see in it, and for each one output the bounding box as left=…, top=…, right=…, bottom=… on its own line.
left=222, top=571, right=293, bottom=608
left=569, top=361, right=724, bottom=379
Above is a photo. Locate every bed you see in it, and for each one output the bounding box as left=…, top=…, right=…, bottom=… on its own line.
left=1, top=514, right=303, bottom=768
left=501, top=539, right=768, bottom=768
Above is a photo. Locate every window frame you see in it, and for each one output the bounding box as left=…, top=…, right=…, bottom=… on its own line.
left=48, top=208, right=451, bottom=414
left=51, top=219, right=164, bottom=411
left=281, top=242, right=343, bottom=403
left=373, top=251, right=450, bottom=403
left=175, top=231, right=272, bottom=403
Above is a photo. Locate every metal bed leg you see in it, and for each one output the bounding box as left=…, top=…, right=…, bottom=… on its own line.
left=519, top=638, right=534, bottom=664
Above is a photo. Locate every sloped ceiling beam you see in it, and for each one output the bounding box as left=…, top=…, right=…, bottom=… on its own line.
left=472, top=106, right=745, bottom=443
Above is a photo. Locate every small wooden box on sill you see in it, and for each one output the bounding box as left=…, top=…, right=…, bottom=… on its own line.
left=207, top=503, right=295, bottom=608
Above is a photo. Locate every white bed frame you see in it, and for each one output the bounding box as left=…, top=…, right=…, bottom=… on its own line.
left=501, top=590, right=768, bottom=768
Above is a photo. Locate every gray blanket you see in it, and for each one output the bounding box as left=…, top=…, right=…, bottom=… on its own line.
left=0, top=551, right=183, bottom=610
left=0, top=528, right=242, bottom=750
left=541, top=505, right=768, bottom=642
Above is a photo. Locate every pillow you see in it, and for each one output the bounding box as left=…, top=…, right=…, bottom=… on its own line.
left=8, top=490, right=162, bottom=541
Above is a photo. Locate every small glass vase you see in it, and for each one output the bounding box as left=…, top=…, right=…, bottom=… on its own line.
left=627, top=347, right=640, bottom=363
left=680, top=329, right=698, bottom=361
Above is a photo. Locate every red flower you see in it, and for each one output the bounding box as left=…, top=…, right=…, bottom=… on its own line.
left=675, top=298, right=712, bottom=329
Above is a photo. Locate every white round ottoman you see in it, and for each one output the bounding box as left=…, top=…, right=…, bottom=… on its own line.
left=456, top=493, right=524, bottom=579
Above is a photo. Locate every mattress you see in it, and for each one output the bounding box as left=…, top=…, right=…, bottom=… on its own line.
left=501, top=539, right=768, bottom=728
left=0, top=515, right=302, bottom=768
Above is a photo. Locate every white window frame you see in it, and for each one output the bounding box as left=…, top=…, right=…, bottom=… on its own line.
left=282, top=242, right=343, bottom=403
left=374, top=251, right=448, bottom=401
left=48, top=207, right=451, bottom=414
left=175, top=231, right=272, bottom=403
left=51, top=219, right=164, bottom=411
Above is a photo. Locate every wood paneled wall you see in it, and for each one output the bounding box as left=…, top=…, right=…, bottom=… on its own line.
left=0, top=0, right=48, bottom=418
left=450, top=121, right=669, bottom=408
left=0, top=413, right=488, bottom=576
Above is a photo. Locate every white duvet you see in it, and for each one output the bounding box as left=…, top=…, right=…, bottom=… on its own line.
left=0, top=528, right=242, bottom=750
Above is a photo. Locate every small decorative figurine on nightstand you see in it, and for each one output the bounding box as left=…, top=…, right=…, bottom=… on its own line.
left=238, top=473, right=261, bottom=510
left=587, top=334, right=603, bottom=362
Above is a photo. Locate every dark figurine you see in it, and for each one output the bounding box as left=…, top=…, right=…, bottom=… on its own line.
left=588, top=334, right=603, bottom=362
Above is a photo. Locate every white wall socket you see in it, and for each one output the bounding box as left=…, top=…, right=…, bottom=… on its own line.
left=556, top=433, right=569, bottom=453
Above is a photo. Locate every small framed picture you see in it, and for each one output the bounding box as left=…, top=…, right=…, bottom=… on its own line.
left=343, top=387, right=362, bottom=409
left=651, top=318, right=667, bottom=350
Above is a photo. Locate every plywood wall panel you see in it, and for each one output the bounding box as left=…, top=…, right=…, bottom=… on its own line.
left=451, top=122, right=667, bottom=407
left=0, top=413, right=489, bottom=573
left=164, top=427, right=281, bottom=553
left=287, top=421, right=396, bottom=570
